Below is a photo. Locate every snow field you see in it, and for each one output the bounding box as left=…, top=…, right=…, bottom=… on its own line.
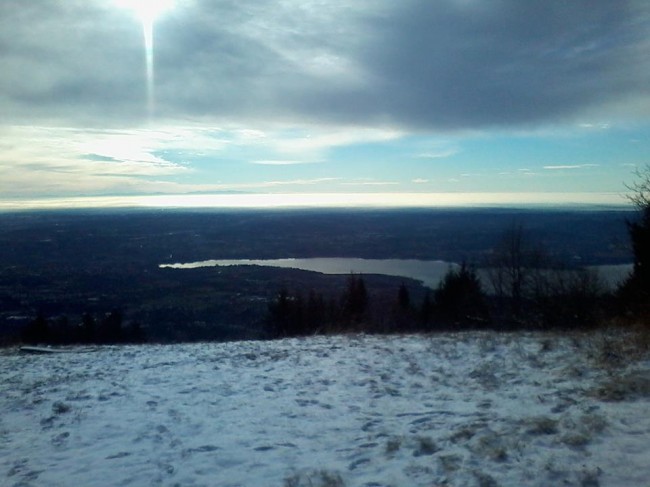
left=1, top=332, right=649, bottom=486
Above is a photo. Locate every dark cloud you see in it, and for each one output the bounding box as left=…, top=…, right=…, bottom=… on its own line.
left=1, top=0, right=648, bottom=129
left=352, top=0, right=650, bottom=129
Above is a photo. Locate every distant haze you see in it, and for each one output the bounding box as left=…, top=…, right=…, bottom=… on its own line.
left=0, top=192, right=630, bottom=212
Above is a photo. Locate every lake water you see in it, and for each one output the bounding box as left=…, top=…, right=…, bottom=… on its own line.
left=160, top=258, right=632, bottom=290
left=161, top=258, right=457, bottom=289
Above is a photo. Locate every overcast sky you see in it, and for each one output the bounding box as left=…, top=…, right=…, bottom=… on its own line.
left=1, top=0, right=649, bottom=207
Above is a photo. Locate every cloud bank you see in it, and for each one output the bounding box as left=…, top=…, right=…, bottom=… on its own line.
left=1, top=0, right=648, bottom=130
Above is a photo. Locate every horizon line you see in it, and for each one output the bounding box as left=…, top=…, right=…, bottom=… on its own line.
left=0, top=192, right=632, bottom=212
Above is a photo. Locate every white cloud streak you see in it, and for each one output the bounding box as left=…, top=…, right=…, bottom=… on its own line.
left=250, top=160, right=310, bottom=165
left=415, top=148, right=459, bottom=159
left=543, top=164, right=599, bottom=170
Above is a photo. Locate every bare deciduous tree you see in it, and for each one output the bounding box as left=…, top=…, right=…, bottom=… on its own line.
left=625, top=164, right=650, bottom=210
left=486, top=222, right=544, bottom=315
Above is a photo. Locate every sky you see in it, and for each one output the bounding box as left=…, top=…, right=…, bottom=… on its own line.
left=1, top=0, right=650, bottom=209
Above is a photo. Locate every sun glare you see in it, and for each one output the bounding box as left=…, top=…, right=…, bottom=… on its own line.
left=115, top=0, right=175, bottom=24
left=114, top=0, right=175, bottom=120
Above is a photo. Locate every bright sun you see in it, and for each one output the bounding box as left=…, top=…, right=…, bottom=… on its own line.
left=115, top=0, right=175, bottom=25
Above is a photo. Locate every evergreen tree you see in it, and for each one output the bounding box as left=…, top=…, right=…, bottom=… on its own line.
left=51, top=315, right=71, bottom=344
left=390, top=282, right=415, bottom=332
left=342, top=274, right=368, bottom=323
left=22, top=311, right=50, bottom=344
left=419, top=290, right=434, bottom=327
left=629, top=207, right=650, bottom=286
left=98, top=309, right=124, bottom=343
left=434, top=263, right=488, bottom=328
left=267, top=288, right=292, bottom=338
left=397, top=283, right=411, bottom=311
left=620, top=165, right=650, bottom=318
left=306, top=290, right=326, bottom=332
left=81, top=313, right=96, bottom=343
left=266, top=289, right=311, bottom=337
left=126, top=320, right=146, bottom=343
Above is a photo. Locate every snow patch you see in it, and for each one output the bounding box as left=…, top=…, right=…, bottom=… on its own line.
left=1, top=333, right=649, bottom=486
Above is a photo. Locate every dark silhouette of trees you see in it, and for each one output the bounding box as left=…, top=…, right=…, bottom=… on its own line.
left=388, top=282, right=416, bottom=332
left=50, top=315, right=72, bottom=344
left=629, top=210, right=650, bottom=287
left=21, top=311, right=50, bottom=344
left=81, top=313, right=96, bottom=343
left=397, top=283, right=411, bottom=311
left=419, top=290, right=434, bottom=327
left=263, top=215, right=621, bottom=337
left=485, top=222, right=608, bottom=329
left=433, top=263, right=489, bottom=328
left=267, top=288, right=296, bottom=338
left=266, top=288, right=332, bottom=338
left=486, top=222, right=544, bottom=317
left=128, top=320, right=145, bottom=342
left=531, top=267, right=604, bottom=329
left=306, top=290, right=327, bottom=332
left=626, top=164, right=650, bottom=210
left=342, top=274, right=368, bottom=323
left=20, top=309, right=146, bottom=345
left=98, top=310, right=124, bottom=343
left=619, top=165, right=650, bottom=318
left=266, top=276, right=372, bottom=338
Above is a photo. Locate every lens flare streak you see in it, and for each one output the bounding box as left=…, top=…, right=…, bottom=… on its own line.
left=114, top=0, right=175, bottom=119
left=143, top=19, right=154, bottom=119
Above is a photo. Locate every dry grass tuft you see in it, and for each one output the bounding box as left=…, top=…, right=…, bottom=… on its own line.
left=413, top=436, right=438, bottom=456
left=385, top=436, right=402, bottom=455
left=585, top=325, right=650, bottom=402
left=587, top=325, right=650, bottom=369
left=525, top=416, right=559, bottom=436
left=592, top=372, right=650, bottom=402
left=284, top=469, right=345, bottom=487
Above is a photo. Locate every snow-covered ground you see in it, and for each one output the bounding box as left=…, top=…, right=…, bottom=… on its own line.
left=1, top=332, right=649, bottom=487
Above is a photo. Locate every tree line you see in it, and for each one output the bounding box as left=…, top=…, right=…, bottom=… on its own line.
left=267, top=166, right=650, bottom=338
left=21, top=310, right=146, bottom=345
left=264, top=251, right=602, bottom=339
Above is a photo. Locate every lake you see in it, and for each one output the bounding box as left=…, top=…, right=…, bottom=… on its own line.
left=161, top=258, right=457, bottom=289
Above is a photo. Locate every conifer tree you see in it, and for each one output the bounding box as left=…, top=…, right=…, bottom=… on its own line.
left=398, top=283, right=411, bottom=311
left=434, top=263, right=488, bottom=327
left=620, top=165, right=650, bottom=318
left=342, top=274, right=368, bottom=323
